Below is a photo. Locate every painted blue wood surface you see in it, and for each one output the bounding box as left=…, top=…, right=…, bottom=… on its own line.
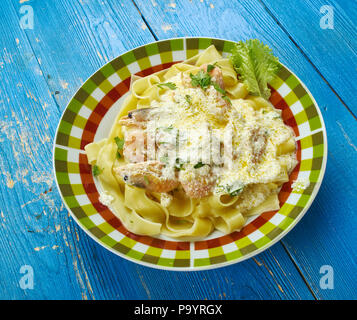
left=0, top=0, right=355, bottom=300
left=261, top=0, right=357, bottom=116
left=133, top=0, right=357, bottom=299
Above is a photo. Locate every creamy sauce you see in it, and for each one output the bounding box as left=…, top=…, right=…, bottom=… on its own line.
left=128, top=71, right=297, bottom=197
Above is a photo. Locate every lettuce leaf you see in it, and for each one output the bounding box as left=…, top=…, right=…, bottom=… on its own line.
left=230, top=39, right=280, bottom=99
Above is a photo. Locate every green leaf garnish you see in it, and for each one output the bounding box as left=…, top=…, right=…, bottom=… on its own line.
left=174, top=158, right=185, bottom=171
left=114, top=136, right=124, bottom=159
left=190, top=70, right=229, bottom=101
left=193, top=161, right=205, bottom=169
left=157, top=82, right=177, bottom=90
left=212, top=82, right=226, bottom=95
left=190, top=70, right=212, bottom=90
left=207, top=64, right=215, bottom=73
left=222, top=95, right=232, bottom=105
left=114, top=136, right=124, bottom=150
left=230, top=39, right=280, bottom=99
left=227, top=182, right=245, bottom=197
left=92, top=165, right=102, bottom=177
left=185, top=94, right=192, bottom=104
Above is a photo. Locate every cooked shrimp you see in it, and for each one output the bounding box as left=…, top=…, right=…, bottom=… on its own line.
left=118, top=108, right=152, bottom=128
left=179, top=164, right=215, bottom=198
left=200, top=63, right=225, bottom=90
left=123, top=128, right=147, bottom=163
left=250, top=128, right=268, bottom=163
left=114, top=161, right=179, bottom=193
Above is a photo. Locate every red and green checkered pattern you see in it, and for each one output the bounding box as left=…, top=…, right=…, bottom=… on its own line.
left=53, top=38, right=327, bottom=270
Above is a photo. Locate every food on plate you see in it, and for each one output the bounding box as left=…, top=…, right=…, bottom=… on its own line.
left=85, top=40, right=297, bottom=238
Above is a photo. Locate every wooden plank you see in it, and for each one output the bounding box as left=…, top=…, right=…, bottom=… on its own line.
left=133, top=0, right=357, bottom=300
left=0, top=0, right=155, bottom=300
left=0, top=0, right=315, bottom=299
left=0, top=0, right=92, bottom=299
left=260, top=0, right=357, bottom=116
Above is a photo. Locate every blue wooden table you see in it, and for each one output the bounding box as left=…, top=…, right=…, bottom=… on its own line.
left=0, top=0, right=356, bottom=300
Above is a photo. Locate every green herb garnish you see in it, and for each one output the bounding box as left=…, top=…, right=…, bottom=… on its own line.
left=206, top=64, right=215, bottom=73
left=185, top=94, right=192, bottom=104
left=114, top=136, right=124, bottom=159
left=212, top=82, right=226, bottom=95
left=114, top=136, right=124, bottom=150
left=230, top=39, right=280, bottom=99
left=190, top=70, right=230, bottom=103
left=226, top=182, right=245, bottom=197
left=190, top=70, right=212, bottom=90
left=174, top=158, right=185, bottom=171
left=193, top=161, right=205, bottom=169
left=157, top=82, right=177, bottom=90
left=92, top=165, right=102, bottom=177
left=222, top=95, right=232, bottom=105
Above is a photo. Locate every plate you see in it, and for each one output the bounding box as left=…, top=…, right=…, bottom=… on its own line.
left=53, top=37, right=327, bottom=270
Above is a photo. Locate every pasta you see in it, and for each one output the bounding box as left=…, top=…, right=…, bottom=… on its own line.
left=85, top=45, right=298, bottom=238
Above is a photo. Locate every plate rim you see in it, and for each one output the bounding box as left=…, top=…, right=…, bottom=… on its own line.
left=52, top=36, right=328, bottom=271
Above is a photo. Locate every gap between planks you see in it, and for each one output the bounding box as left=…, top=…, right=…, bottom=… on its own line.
left=259, top=0, right=357, bottom=121
left=129, top=0, right=328, bottom=298
left=130, top=0, right=159, bottom=41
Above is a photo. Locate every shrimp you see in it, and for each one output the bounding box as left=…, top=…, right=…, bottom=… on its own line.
left=114, top=161, right=179, bottom=193
left=179, top=164, right=215, bottom=198
left=122, top=128, right=147, bottom=163
left=119, top=108, right=154, bottom=163
left=118, top=108, right=152, bottom=128
left=250, top=128, right=268, bottom=163
left=200, top=63, right=225, bottom=90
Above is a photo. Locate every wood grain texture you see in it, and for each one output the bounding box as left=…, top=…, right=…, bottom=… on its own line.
left=0, top=0, right=315, bottom=300
left=261, top=0, right=357, bottom=117
left=133, top=0, right=357, bottom=299
left=0, top=0, right=355, bottom=300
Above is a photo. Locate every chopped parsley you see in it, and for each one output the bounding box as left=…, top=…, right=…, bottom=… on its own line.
left=206, top=64, right=215, bottom=73
left=185, top=94, right=192, bottom=104
left=92, top=165, right=102, bottom=177
left=226, top=182, right=245, bottom=197
left=190, top=70, right=231, bottom=105
left=222, top=95, right=232, bottom=105
left=157, top=82, right=177, bottom=90
left=114, top=136, right=124, bottom=150
left=114, top=136, right=124, bottom=159
left=174, top=158, right=185, bottom=171
left=193, top=161, right=205, bottom=169
left=212, top=82, right=226, bottom=95
left=190, top=70, right=212, bottom=90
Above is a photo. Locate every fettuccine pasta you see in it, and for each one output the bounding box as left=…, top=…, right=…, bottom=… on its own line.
left=85, top=45, right=298, bottom=238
